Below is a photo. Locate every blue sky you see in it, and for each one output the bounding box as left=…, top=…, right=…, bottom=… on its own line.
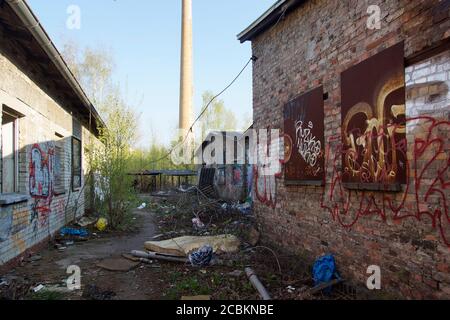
left=27, top=0, right=275, bottom=147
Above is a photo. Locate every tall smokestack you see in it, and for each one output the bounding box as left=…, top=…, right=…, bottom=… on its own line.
left=179, top=0, right=193, bottom=132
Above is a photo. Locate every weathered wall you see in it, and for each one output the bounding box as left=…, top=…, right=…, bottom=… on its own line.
left=214, top=165, right=247, bottom=202
left=251, top=0, right=450, bottom=298
left=0, top=46, right=99, bottom=266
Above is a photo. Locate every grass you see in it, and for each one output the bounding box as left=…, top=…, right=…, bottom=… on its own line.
left=28, top=290, right=67, bottom=300
left=166, top=275, right=211, bottom=300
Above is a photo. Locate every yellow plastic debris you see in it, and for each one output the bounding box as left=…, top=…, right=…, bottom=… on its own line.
left=95, top=218, right=108, bottom=231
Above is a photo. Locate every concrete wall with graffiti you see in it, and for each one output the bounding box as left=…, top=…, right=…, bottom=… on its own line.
left=250, top=0, right=450, bottom=299
left=214, top=164, right=252, bottom=202
left=0, top=48, right=98, bottom=266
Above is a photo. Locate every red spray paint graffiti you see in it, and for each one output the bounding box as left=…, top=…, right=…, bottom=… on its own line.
left=254, top=163, right=282, bottom=209
left=321, top=116, right=450, bottom=247
left=29, top=143, right=55, bottom=228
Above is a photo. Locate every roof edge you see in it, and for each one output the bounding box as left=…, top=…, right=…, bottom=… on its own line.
left=5, top=0, right=105, bottom=133
left=237, top=0, right=305, bottom=43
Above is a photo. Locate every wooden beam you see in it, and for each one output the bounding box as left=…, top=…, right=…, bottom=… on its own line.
left=405, top=37, right=450, bottom=67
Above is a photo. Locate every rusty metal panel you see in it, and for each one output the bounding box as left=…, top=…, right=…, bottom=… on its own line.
left=283, top=86, right=325, bottom=184
left=341, top=42, right=406, bottom=188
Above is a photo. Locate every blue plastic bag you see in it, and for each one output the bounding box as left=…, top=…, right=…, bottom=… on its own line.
left=189, top=245, right=213, bottom=267
left=60, top=227, right=88, bottom=238
left=312, top=254, right=340, bottom=293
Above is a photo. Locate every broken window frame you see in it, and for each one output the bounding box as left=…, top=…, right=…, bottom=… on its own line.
left=1, top=106, right=20, bottom=194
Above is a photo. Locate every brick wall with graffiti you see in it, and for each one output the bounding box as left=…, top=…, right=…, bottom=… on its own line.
left=250, top=0, right=450, bottom=299
left=0, top=46, right=98, bottom=266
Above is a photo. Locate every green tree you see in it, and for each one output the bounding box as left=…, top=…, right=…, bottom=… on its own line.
left=62, top=42, right=139, bottom=229
left=199, top=91, right=238, bottom=139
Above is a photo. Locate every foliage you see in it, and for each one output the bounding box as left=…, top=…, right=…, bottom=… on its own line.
left=199, top=91, right=238, bottom=140
left=90, top=92, right=139, bottom=229
left=62, top=42, right=139, bottom=229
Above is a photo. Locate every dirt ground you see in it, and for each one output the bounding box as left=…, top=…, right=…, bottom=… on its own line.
left=0, top=192, right=372, bottom=300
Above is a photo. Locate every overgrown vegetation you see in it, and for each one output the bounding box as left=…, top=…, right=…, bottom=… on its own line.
left=63, top=42, right=139, bottom=229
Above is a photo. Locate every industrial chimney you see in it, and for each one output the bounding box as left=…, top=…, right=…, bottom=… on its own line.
left=179, top=0, right=193, bottom=132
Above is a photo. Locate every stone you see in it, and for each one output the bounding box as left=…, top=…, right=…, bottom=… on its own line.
left=96, top=258, right=140, bottom=272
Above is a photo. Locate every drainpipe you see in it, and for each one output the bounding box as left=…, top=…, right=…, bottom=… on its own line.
left=5, top=0, right=104, bottom=128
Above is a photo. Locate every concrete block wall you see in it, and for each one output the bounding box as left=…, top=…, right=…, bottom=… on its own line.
left=250, top=0, right=450, bottom=298
left=0, top=46, right=99, bottom=266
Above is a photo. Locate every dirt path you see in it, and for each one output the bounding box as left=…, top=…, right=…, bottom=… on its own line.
left=7, top=208, right=163, bottom=300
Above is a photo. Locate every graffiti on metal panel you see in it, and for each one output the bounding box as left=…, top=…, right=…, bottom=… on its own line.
left=284, top=86, right=325, bottom=182
left=295, top=120, right=322, bottom=168
left=321, top=116, right=450, bottom=247
left=341, top=42, right=406, bottom=186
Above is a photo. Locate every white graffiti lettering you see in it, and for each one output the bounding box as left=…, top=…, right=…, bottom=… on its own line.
left=295, top=120, right=321, bottom=167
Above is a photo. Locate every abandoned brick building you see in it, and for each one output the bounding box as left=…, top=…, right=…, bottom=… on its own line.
left=239, top=0, right=450, bottom=298
left=0, top=1, right=102, bottom=267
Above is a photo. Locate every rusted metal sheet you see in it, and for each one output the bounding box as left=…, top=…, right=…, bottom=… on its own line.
left=341, top=42, right=406, bottom=189
left=283, top=86, right=325, bottom=184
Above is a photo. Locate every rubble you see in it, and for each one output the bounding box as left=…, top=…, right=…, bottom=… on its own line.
left=96, top=257, right=140, bottom=272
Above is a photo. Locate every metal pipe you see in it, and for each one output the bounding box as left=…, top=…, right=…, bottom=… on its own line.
left=5, top=0, right=104, bottom=127
left=131, top=250, right=188, bottom=263
left=245, top=267, right=271, bottom=300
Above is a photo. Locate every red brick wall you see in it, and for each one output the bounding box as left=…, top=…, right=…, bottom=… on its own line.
left=250, top=0, right=450, bottom=299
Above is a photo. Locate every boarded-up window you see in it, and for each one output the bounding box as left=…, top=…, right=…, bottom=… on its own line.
left=340, top=42, right=406, bottom=190
left=72, top=137, right=82, bottom=190
left=283, top=86, right=325, bottom=185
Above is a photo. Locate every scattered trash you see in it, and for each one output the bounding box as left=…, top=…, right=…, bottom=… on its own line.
left=245, top=267, right=271, bottom=300
left=144, top=234, right=241, bottom=257
left=60, top=227, right=88, bottom=238
left=76, top=216, right=97, bottom=227
left=137, top=203, right=147, bottom=210
left=188, top=245, right=213, bottom=267
left=287, top=285, right=296, bottom=294
left=0, top=279, right=8, bottom=286
left=139, top=258, right=154, bottom=265
left=33, top=284, right=45, bottom=293
left=312, top=254, right=341, bottom=294
left=192, top=217, right=205, bottom=229
left=228, top=270, right=243, bottom=278
left=131, top=250, right=188, bottom=264
left=95, top=218, right=108, bottom=232
left=65, top=241, right=74, bottom=246
left=235, top=202, right=252, bottom=214
left=82, top=284, right=116, bottom=300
